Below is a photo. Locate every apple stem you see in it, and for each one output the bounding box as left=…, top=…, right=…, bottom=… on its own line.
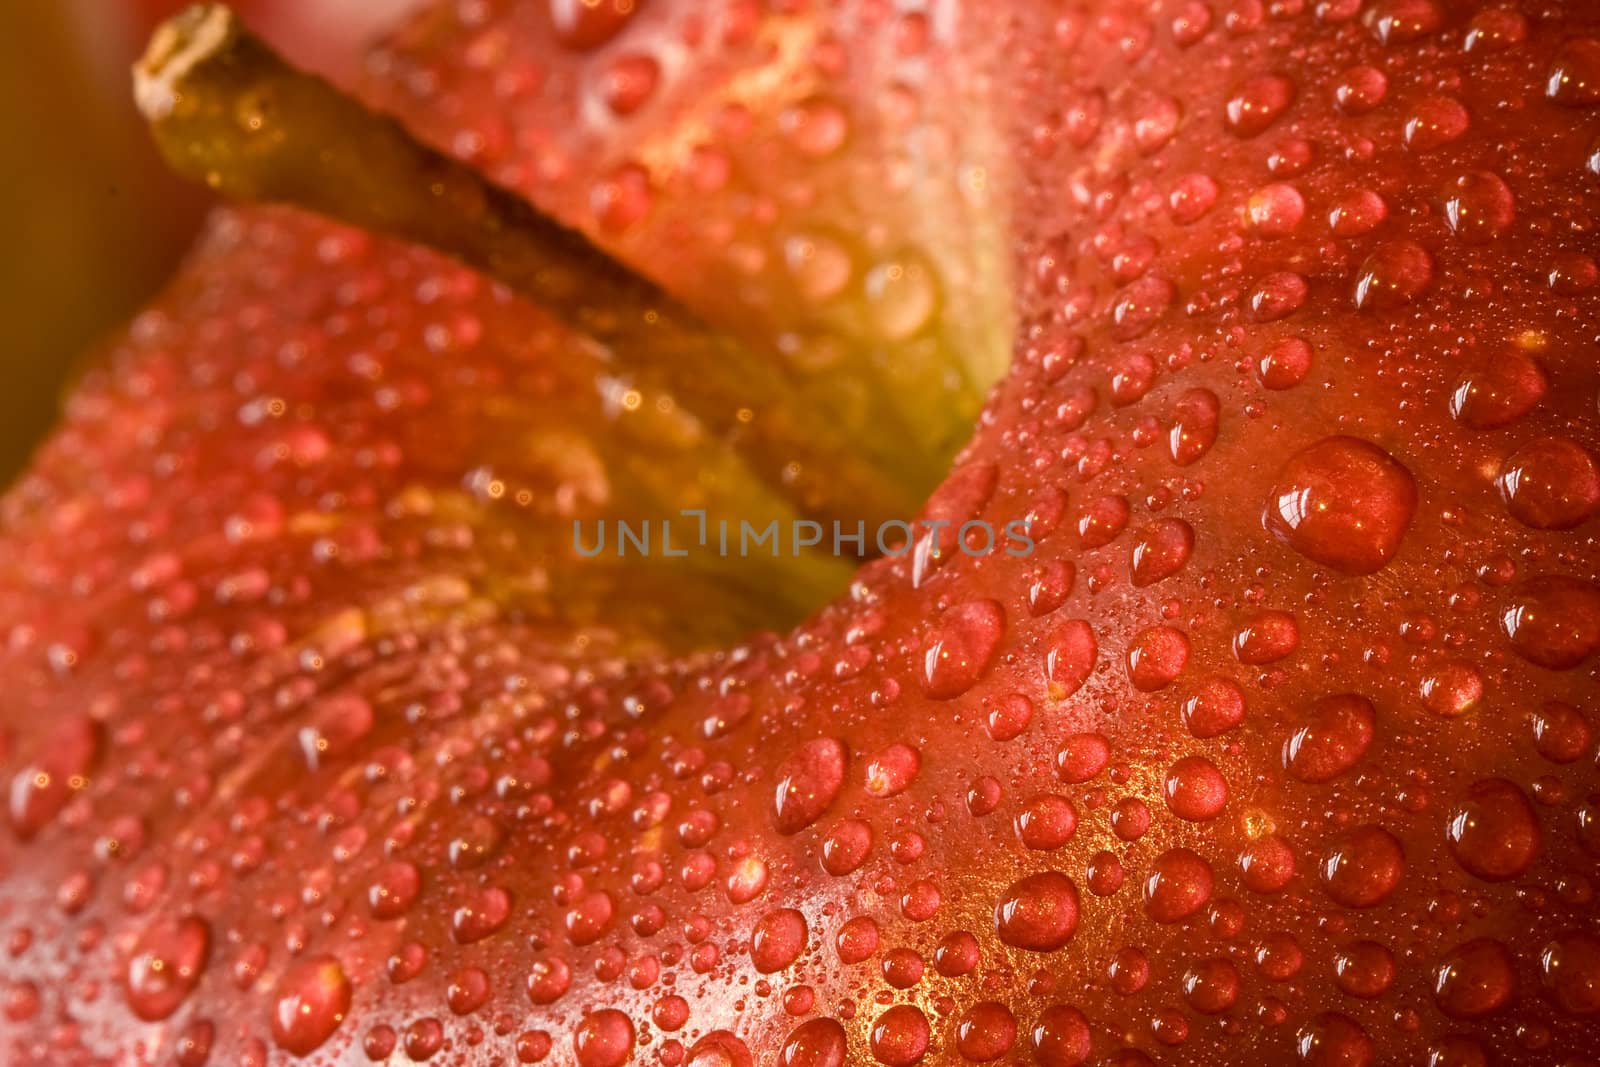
left=133, top=3, right=927, bottom=532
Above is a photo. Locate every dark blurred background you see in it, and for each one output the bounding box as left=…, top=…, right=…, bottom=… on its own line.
left=0, top=0, right=422, bottom=485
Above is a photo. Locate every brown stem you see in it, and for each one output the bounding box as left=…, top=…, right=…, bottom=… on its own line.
left=134, top=3, right=922, bottom=532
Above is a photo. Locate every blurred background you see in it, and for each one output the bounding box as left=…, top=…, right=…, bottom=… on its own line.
left=0, top=0, right=424, bottom=486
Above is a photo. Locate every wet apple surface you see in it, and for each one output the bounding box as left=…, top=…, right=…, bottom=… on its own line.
left=2, top=1, right=1600, bottom=1065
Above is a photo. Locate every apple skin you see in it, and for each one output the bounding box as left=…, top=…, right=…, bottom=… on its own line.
left=4, top=2, right=1600, bottom=1066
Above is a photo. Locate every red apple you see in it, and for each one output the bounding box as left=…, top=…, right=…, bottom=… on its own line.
left=3, top=1, right=1600, bottom=1066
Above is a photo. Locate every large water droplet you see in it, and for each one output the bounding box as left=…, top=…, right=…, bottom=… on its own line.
left=869, top=1004, right=929, bottom=1065
left=1433, top=939, right=1516, bottom=1018
left=574, top=1009, right=635, bottom=1067
left=1353, top=241, right=1434, bottom=309
left=8, top=713, right=100, bottom=839
left=1448, top=352, right=1546, bottom=428
left=1144, top=849, right=1213, bottom=922
left=1501, top=577, right=1600, bottom=670
left=1264, top=437, right=1416, bottom=575
left=995, top=872, right=1080, bottom=951
left=1225, top=75, right=1296, bottom=137
left=1496, top=437, right=1600, bottom=530
left=1320, top=826, right=1404, bottom=907
left=781, top=1018, right=848, bottom=1067
left=773, top=738, right=847, bottom=835
left=1283, top=694, right=1376, bottom=783
left=1548, top=40, right=1600, bottom=106
left=125, top=916, right=210, bottom=1021
left=751, top=908, right=808, bottom=973
left=271, top=956, right=351, bottom=1055
left=921, top=600, right=1005, bottom=699
left=1445, top=778, right=1540, bottom=881
left=1540, top=932, right=1600, bottom=1015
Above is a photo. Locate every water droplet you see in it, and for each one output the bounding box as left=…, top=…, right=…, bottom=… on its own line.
left=1502, top=577, right=1600, bottom=670
left=1264, top=437, right=1417, bottom=574
left=125, top=917, right=210, bottom=1021
left=1163, top=756, right=1228, bottom=820
left=784, top=232, right=855, bottom=304
left=1233, top=610, right=1300, bottom=664
left=1320, top=825, right=1404, bottom=907
left=1433, top=939, right=1516, bottom=1018
left=1170, top=174, right=1219, bottom=224
left=1250, top=271, right=1309, bottom=322
left=1404, top=95, right=1469, bottom=151
left=1044, top=620, right=1097, bottom=700
left=864, top=253, right=939, bottom=341
left=820, top=819, right=872, bottom=875
left=1126, top=625, right=1189, bottom=691
left=574, top=1009, right=635, bottom=1067
left=1353, top=241, right=1434, bottom=309
left=781, top=1018, right=848, bottom=1067
left=1325, top=197, right=1384, bottom=246
left=1420, top=661, right=1484, bottom=719
left=1246, top=183, right=1306, bottom=235
left=687, top=1031, right=753, bottom=1067
left=869, top=1004, right=929, bottom=1065
left=1497, top=437, right=1600, bottom=529
left=550, top=0, right=641, bottom=50
left=864, top=744, right=920, bottom=798
left=956, top=1001, right=1018, bottom=1061
left=1540, top=931, right=1600, bottom=1015
left=1295, top=1013, right=1373, bottom=1067
left=1056, top=732, right=1110, bottom=783
left=597, top=52, right=659, bottom=115
left=781, top=97, right=850, bottom=157
left=1183, top=677, right=1247, bottom=738
left=1448, top=352, right=1547, bottom=428
left=834, top=915, right=879, bottom=963
left=298, top=693, right=374, bottom=771
left=271, top=956, right=351, bottom=1055
left=1548, top=40, right=1600, bottom=106
left=455, top=885, right=512, bottom=943
left=1441, top=172, right=1515, bottom=242
left=1464, top=9, right=1527, bottom=52
left=369, top=861, right=421, bottom=919
left=1144, top=848, right=1213, bottom=922
left=1284, top=694, right=1376, bottom=783
left=922, top=600, right=1005, bottom=699
left=1334, top=940, right=1396, bottom=998
left=995, top=871, right=1080, bottom=951
left=1445, top=778, right=1540, bottom=881
left=1030, top=1005, right=1091, bottom=1066
left=1239, top=835, right=1296, bottom=893
left=1333, top=66, right=1388, bottom=113
left=1130, top=518, right=1194, bottom=586
left=1533, top=701, right=1593, bottom=764
left=8, top=713, right=99, bottom=838
left=1182, top=958, right=1241, bottom=1013
left=1168, top=388, right=1220, bottom=465
left=1226, top=75, right=1296, bottom=137
left=751, top=908, right=808, bottom=973
left=1016, top=794, right=1078, bottom=850
left=773, top=738, right=848, bottom=834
